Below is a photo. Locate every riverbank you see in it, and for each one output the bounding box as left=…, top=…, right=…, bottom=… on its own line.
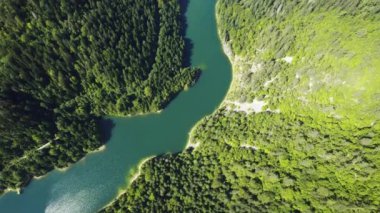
left=184, top=119, right=203, bottom=150
left=215, top=11, right=238, bottom=108
left=2, top=188, right=21, bottom=196
left=128, top=157, right=155, bottom=185
left=182, top=10, right=234, bottom=153
left=43, top=145, right=105, bottom=189
left=1, top=144, right=102, bottom=195
left=54, top=144, right=107, bottom=173
left=100, top=156, right=155, bottom=210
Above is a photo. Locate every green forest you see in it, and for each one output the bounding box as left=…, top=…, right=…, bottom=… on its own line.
left=0, top=0, right=198, bottom=193
left=103, top=0, right=380, bottom=212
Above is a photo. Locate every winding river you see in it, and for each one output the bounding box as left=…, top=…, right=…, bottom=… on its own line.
left=0, top=0, right=231, bottom=212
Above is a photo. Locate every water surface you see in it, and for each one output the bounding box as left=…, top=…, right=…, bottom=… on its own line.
left=0, top=0, right=231, bottom=212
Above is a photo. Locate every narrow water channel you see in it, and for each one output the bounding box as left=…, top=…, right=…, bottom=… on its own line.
left=0, top=0, right=231, bottom=212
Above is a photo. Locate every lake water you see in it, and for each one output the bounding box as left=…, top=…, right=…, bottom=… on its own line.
left=0, top=0, right=231, bottom=212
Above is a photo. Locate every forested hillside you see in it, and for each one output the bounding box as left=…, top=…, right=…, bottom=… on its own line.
left=103, top=0, right=380, bottom=212
left=0, top=0, right=198, bottom=194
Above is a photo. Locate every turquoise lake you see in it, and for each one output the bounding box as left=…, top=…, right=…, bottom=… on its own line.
left=0, top=0, right=232, bottom=212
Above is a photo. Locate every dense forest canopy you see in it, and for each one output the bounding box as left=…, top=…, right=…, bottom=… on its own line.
left=103, top=0, right=380, bottom=212
left=0, top=0, right=198, bottom=193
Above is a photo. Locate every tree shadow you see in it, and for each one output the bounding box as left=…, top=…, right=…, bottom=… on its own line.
left=179, top=0, right=193, bottom=67
left=98, top=118, right=115, bottom=144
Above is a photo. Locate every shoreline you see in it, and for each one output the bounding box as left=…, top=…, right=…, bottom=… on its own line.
left=34, top=173, right=49, bottom=180
left=183, top=8, right=235, bottom=152
left=215, top=9, right=237, bottom=108
left=56, top=144, right=107, bottom=173
left=110, top=110, right=163, bottom=119
left=184, top=118, right=204, bottom=150
left=1, top=144, right=108, bottom=196
left=101, top=156, right=155, bottom=210
left=93, top=144, right=106, bottom=153
left=128, top=156, right=155, bottom=185
left=55, top=144, right=108, bottom=173
left=2, top=188, right=21, bottom=195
